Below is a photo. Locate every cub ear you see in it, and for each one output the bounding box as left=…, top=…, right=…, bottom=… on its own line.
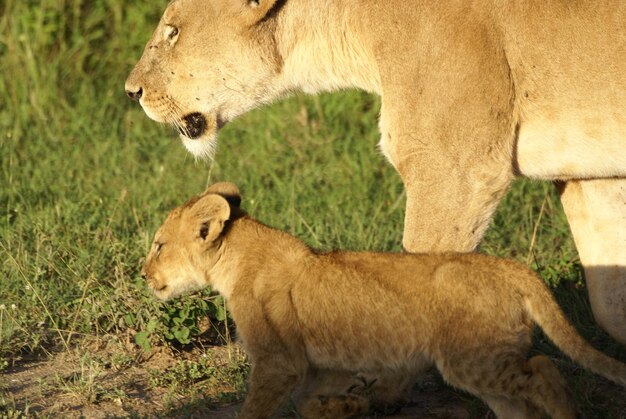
left=190, top=194, right=231, bottom=243
left=204, top=182, right=241, bottom=208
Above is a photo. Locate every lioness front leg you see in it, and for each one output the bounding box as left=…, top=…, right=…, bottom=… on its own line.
left=401, top=172, right=512, bottom=253
left=380, top=128, right=514, bottom=253
left=559, top=178, right=626, bottom=345
left=237, top=357, right=300, bottom=419
left=375, top=25, right=517, bottom=253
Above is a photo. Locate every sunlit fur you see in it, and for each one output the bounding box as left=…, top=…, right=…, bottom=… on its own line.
left=142, top=183, right=626, bottom=419
left=181, top=135, right=217, bottom=161
left=126, top=0, right=626, bottom=344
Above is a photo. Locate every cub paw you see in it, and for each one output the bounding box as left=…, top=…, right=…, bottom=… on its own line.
left=300, top=394, right=369, bottom=419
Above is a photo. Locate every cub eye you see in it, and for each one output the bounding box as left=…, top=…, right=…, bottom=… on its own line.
left=155, top=242, right=164, bottom=256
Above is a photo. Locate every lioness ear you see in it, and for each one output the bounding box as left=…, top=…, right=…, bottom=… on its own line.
left=204, top=182, right=241, bottom=208
left=191, top=194, right=231, bottom=243
left=235, top=0, right=280, bottom=26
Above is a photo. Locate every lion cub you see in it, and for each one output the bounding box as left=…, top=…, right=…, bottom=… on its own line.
left=142, top=182, right=626, bottom=419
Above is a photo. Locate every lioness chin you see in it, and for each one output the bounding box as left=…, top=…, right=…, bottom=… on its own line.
left=142, top=182, right=626, bottom=419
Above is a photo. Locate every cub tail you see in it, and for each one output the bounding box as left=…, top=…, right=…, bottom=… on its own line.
left=521, top=270, right=626, bottom=387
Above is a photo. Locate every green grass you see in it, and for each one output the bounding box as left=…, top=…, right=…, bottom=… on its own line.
left=0, top=1, right=624, bottom=418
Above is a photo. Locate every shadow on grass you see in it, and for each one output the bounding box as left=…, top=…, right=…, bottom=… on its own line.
left=141, top=398, right=240, bottom=419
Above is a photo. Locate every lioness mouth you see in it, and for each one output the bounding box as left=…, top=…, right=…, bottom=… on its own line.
left=179, top=112, right=208, bottom=139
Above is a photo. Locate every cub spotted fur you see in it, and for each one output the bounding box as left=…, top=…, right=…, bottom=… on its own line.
left=142, top=182, right=626, bottom=419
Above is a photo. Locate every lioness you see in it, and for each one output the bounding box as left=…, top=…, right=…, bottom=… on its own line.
left=142, top=182, right=626, bottom=419
left=125, top=0, right=626, bottom=344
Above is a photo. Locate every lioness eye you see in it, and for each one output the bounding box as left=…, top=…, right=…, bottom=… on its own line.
left=167, top=26, right=179, bottom=40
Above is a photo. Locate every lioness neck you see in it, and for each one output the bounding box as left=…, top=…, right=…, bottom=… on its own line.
left=274, top=0, right=381, bottom=94
left=208, top=216, right=311, bottom=300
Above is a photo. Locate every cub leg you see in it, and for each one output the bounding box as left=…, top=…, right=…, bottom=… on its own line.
left=440, top=354, right=576, bottom=419
left=293, top=369, right=369, bottom=419
left=293, top=368, right=422, bottom=417
left=523, top=355, right=576, bottom=419
left=297, top=394, right=369, bottom=419
left=237, top=357, right=300, bottom=419
left=481, top=395, right=540, bottom=419
left=559, top=178, right=626, bottom=345
left=366, top=369, right=417, bottom=411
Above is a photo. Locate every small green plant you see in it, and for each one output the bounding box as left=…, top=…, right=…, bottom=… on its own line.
left=161, top=294, right=227, bottom=345
left=108, top=352, right=135, bottom=371
left=134, top=292, right=228, bottom=351
left=149, top=357, right=218, bottom=389
left=531, top=257, right=584, bottom=288
left=53, top=355, right=104, bottom=404
left=134, top=318, right=160, bottom=353
left=0, top=404, right=31, bottom=419
left=148, top=351, right=249, bottom=400
left=0, top=391, right=29, bottom=419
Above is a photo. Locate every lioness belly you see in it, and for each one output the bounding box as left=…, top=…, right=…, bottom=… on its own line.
left=516, top=109, right=626, bottom=180
left=500, top=1, right=626, bottom=180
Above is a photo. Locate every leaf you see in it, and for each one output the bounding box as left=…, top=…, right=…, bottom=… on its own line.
left=134, top=331, right=152, bottom=352
left=179, top=307, right=190, bottom=320
left=124, top=313, right=136, bottom=327
left=174, top=327, right=191, bottom=344
left=215, top=304, right=226, bottom=322
left=146, top=318, right=159, bottom=332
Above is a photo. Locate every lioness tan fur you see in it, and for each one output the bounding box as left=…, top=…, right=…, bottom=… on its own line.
left=142, top=182, right=626, bottom=419
left=126, top=0, right=626, bottom=345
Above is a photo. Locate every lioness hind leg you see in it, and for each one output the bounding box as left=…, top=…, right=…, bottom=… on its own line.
left=298, top=394, right=369, bottom=419
left=559, top=178, right=626, bottom=345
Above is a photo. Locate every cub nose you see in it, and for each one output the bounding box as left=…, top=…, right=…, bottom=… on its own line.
left=126, top=87, right=143, bottom=102
left=140, top=269, right=148, bottom=281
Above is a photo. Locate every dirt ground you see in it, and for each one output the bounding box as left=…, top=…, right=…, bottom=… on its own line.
left=2, top=337, right=482, bottom=419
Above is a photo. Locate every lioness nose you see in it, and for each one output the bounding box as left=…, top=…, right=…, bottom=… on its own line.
left=126, top=87, right=143, bottom=102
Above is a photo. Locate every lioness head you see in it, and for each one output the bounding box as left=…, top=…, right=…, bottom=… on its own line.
left=141, top=182, right=242, bottom=300
left=125, top=0, right=284, bottom=159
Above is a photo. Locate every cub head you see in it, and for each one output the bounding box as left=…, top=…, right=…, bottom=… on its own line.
left=141, top=182, right=242, bottom=300
left=125, top=0, right=284, bottom=159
